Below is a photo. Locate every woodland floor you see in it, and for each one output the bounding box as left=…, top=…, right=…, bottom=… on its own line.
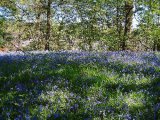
left=0, top=51, right=160, bottom=120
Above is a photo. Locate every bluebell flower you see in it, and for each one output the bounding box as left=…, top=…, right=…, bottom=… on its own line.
left=15, top=83, right=26, bottom=92
left=54, top=113, right=60, bottom=119
left=53, top=85, right=58, bottom=90
left=39, top=105, right=43, bottom=112
left=32, top=116, right=38, bottom=120
left=6, top=112, right=10, bottom=118
left=124, top=114, right=132, bottom=120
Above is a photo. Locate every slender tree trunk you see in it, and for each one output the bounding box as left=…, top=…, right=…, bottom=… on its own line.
left=45, top=0, right=51, bottom=50
left=88, top=40, right=92, bottom=51
left=35, top=12, right=41, bottom=49
left=153, top=40, right=157, bottom=51
left=116, top=0, right=122, bottom=50
left=122, top=0, right=133, bottom=50
left=157, top=41, right=160, bottom=51
left=158, top=6, right=160, bottom=51
left=153, top=0, right=160, bottom=51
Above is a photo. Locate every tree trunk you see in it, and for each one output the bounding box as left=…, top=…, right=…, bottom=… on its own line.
left=157, top=42, right=160, bottom=51
left=45, top=0, right=51, bottom=50
left=88, top=40, right=92, bottom=51
left=122, top=0, right=133, bottom=50
left=153, top=40, right=156, bottom=51
left=35, top=12, right=41, bottom=49
left=116, top=0, right=122, bottom=50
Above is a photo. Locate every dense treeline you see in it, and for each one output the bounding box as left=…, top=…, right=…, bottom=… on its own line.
left=0, top=0, right=160, bottom=51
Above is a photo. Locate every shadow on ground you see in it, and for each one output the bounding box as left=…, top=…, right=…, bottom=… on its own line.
left=0, top=52, right=159, bottom=120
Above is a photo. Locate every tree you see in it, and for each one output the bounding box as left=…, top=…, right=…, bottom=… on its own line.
left=121, top=0, right=133, bottom=50
left=45, top=0, right=52, bottom=50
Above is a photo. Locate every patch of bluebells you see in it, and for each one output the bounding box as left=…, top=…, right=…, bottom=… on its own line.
left=0, top=51, right=159, bottom=63
left=0, top=51, right=160, bottom=119
left=0, top=51, right=159, bottom=82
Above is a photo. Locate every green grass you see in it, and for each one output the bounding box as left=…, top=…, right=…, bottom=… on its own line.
left=0, top=56, right=160, bottom=120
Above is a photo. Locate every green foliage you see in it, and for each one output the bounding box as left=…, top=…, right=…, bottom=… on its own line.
left=0, top=0, right=159, bottom=51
